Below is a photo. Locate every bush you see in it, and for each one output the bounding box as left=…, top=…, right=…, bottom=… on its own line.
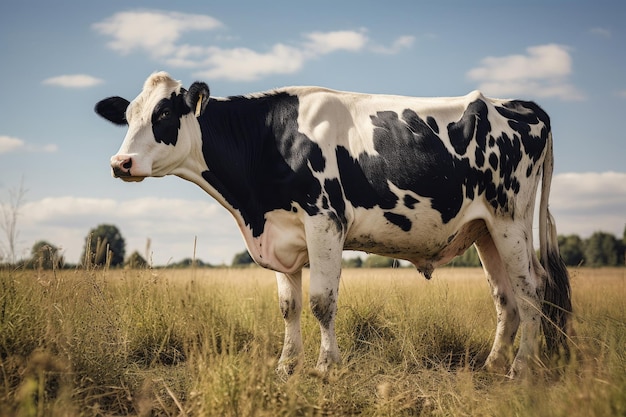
left=125, top=251, right=148, bottom=269
left=362, top=254, right=397, bottom=268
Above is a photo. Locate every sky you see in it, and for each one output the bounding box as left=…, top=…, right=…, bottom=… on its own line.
left=0, top=0, right=625, bottom=266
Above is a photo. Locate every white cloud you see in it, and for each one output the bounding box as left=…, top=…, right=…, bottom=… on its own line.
left=304, top=30, right=369, bottom=55
left=467, top=44, right=584, bottom=101
left=93, top=10, right=414, bottom=81
left=92, top=10, right=222, bottom=58
left=42, top=74, right=104, bottom=88
left=370, top=35, right=416, bottom=54
left=589, top=27, right=611, bottom=38
left=616, top=90, right=626, bottom=99
left=0, top=135, right=57, bottom=154
left=0, top=136, right=24, bottom=154
left=39, top=144, right=59, bottom=152
left=193, top=44, right=306, bottom=81
left=549, top=172, right=626, bottom=238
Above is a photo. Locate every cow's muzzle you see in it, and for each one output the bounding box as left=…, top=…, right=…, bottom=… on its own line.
left=111, top=155, right=145, bottom=182
left=111, top=155, right=132, bottom=176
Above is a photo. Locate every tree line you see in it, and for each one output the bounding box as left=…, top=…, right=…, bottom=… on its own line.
left=443, top=229, right=626, bottom=268
left=2, top=223, right=625, bottom=270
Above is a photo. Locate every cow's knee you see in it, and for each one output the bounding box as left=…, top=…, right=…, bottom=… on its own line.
left=310, top=289, right=336, bottom=329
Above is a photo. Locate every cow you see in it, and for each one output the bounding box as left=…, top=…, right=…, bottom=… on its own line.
left=95, top=71, right=572, bottom=378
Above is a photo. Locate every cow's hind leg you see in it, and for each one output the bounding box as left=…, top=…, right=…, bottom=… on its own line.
left=490, top=222, right=546, bottom=377
left=475, top=233, right=520, bottom=374
left=276, top=271, right=303, bottom=376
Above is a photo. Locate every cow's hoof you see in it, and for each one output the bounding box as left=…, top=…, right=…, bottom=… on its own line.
left=276, top=358, right=299, bottom=380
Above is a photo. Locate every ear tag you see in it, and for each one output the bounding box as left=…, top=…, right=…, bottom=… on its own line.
left=195, top=93, right=203, bottom=117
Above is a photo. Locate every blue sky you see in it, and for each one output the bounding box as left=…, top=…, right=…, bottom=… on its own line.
left=1, top=1, right=625, bottom=265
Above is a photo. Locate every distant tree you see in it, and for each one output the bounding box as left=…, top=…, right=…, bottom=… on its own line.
left=342, top=256, right=363, bottom=268
left=622, top=225, right=626, bottom=266
left=362, top=254, right=396, bottom=268
left=125, top=251, right=148, bottom=269
left=174, top=258, right=195, bottom=268
left=30, top=240, right=64, bottom=270
left=232, top=250, right=254, bottom=267
left=169, top=257, right=211, bottom=268
left=446, top=245, right=482, bottom=267
left=558, top=234, right=584, bottom=266
left=584, top=231, right=621, bottom=267
left=81, top=224, right=126, bottom=267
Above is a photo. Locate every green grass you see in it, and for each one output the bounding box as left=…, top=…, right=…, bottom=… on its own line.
left=0, top=266, right=624, bottom=416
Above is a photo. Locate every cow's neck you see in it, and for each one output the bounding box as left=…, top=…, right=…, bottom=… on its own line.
left=193, top=94, right=292, bottom=238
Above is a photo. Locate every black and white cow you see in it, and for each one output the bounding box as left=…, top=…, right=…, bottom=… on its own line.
left=95, top=72, right=572, bottom=377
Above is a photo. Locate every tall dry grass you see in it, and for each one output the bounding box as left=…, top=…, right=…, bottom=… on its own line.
left=0, top=266, right=624, bottom=416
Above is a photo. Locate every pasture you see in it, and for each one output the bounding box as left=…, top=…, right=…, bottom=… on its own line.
left=0, top=266, right=624, bottom=416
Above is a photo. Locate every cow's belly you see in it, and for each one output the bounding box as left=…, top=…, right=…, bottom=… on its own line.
left=344, top=205, right=488, bottom=269
left=242, top=203, right=489, bottom=275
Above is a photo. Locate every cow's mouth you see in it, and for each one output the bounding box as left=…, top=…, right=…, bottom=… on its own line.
left=112, top=165, right=145, bottom=182
left=120, top=176, right=145, bottom=182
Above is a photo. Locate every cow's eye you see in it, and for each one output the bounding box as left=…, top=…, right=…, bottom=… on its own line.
left=157, top=109, right=170, bottom=121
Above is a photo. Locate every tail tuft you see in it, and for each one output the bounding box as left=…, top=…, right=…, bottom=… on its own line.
left=541, top=212, right=573, bottom=358
left=542, top=249, right=572, bottom=358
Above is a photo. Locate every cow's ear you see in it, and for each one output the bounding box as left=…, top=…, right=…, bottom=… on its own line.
left=185, top=82, right=210, bottom=117
left=95, top=97, right=130, bottom=126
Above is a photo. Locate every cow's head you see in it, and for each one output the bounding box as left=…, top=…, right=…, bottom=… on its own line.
left=95, top=72, right=210, bottom=181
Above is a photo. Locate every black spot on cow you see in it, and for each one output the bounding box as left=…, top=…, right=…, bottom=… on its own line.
left=496, top=133, right=522, bottom=183
left=384, top=212, right=412, bottom=232
left=151, top=92, right=192, bottom=145
left=426, top=116, right=439, bottom=133
left=496, top=100, right=549, bottom=164
left=447, top=99, right=491, bottom=156
left=489, top=153, right=498, bottom=170
left=335, top=146, right=398, bottom=210
left=198, top=92, right=324, bottom=237
left=324, top=178, right=347, bottom=233
left=475, top=146, right=485, bottom=168
left=338, top=108, right=465, bottom=223
left=499, top=294, right=508, bottom=307
left=321, top=195, right=329, bottom=210
left=403, top=194, right=419, bottom=209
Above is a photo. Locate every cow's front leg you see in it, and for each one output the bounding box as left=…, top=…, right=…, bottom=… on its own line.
left=306, top=216, right=345, bottom=372
left=276, top=271, right=303, bottom=376
left=310, top=273, right=341, bottom=372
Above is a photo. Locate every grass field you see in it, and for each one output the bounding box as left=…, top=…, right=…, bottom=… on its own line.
left=0, top=265, right=624, bottom=416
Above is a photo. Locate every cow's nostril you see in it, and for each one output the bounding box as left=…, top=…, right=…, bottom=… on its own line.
left=122, top=159, right=132, bottom=170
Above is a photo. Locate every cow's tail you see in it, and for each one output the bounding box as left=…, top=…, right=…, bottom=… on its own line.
left=538, top=132, right=573, bottom=358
